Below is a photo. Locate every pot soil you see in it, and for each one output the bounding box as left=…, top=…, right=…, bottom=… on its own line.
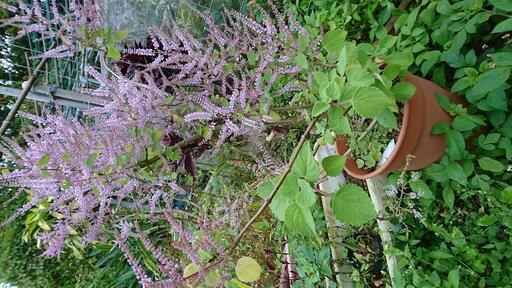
left=336, top=74, right=461, bottom=179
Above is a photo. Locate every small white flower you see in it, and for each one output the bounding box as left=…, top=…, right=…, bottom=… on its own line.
left=385, top=185, right=398, bottom=197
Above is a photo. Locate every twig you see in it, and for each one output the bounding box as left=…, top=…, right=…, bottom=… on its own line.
left=341, top=119, right=378, bottom=158
left=227, top=116, right=320, bottom=254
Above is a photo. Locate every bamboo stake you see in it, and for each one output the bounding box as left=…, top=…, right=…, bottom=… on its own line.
left=0, top=56, right=49, bottom=136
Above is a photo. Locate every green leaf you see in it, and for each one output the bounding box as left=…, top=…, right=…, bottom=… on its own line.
left=352, top=87, right=393, bottom=117
left=256, top=179, right=275, bottom=198
left=478, top=157, right=505, bottom=172
left=278, top=173, right=298, bottom=199
left=382, top=51, right=414, bottom=69
left=431, top=250, right=453, bottom=259
left=312, top=101, right=330, bottom=117
left=295, top=52, right=309, bottom=70
left=328, top=107, right=352, bottom=135
left=295, top=179, right=316, bottom=208
left=204, top=270, right=222, bottom=287
left=446, top=162, right=467, bottom=185
left=347, top=67, right=375, bottom=87
left=376, top=109, right=398, bottom=130
left=320, top=81, right=341, bottom=101
left=443, top=186, right=455, bottom=210
left=452, top=116, right=477, bottom=131
left=383, top=64, right=401, bottom=80
left=285, top=203, right=316, bottom=235
left=445, top=130, right=465, bottom=160
left=471, top=68, right=511, bottom=96
left=490, top=52, right=512, bottom=66
left=322, top=30, right=347, bottom=54
left=113, top=29, right=131, bottom=41
left=391, top=82, right=416, bottom=102
left=38, top=154, right=50, bottom=168
left=490, top=0, right=512, bottom=11
left=235, top=257, right=261, bottom=283
left=337, top=46, right=347, bottom=76
left=292, top=141, right=320, bottom=182
left=322, top=155, right=346, bottom=177
left=183, top=263, right=200, bottom=277
left=448, top=269, right=459, bottom=288
left=492, top=17, right=512, bottom=33
left=86, top=152, right=99, bottom=169
left=106, top=45, right=121, bottom=60
left=410, top=180, right=435, bottom=200
left=269, top=195, right=290, bottom=221
left=331, top=184, right=376, bottom=227
left=477, top=215, right=497, bottom=226
left=431, top=121, right=450, bottom=135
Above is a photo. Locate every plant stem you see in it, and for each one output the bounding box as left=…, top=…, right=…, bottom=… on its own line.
left=227, top=117, right=320, bottom=255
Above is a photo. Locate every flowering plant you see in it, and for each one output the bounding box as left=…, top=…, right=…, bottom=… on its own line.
left=1, top=0, right=417, bottom=286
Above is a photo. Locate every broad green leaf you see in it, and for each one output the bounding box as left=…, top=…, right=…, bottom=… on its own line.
left=471, top=68, right=510, bottom=96
left=322, top=155, right=346, bottom=176
left=352, top=87, right=393, bottom=117
left=347, top=67, right=375, bottom=87
left=383, top=64, right=401, bottom=80
left=285, top=203, right=316, bottom=235
left=295, top=52, right=309, bottom=70
left=445, top=130, right=465, bottom=160
left=256, top=179, right=275, bottom=198
left=446, top=162, right=467, bottom=185
left=487, top=90, right=508, bottom=111
left=391, top=82, right=416, bottom=102
left=295, top=179, right=316, bottom=208
left=448, top=269, right=459, bottom=288
left=320, top=81, right=341, bottom=101
left=204, top=270, right=222, bottom=287
left=490, top=0, right=512, bottom=11
left=235, top=257, right=261, bottom=283
left=452, top=116, right=477, bottom=131
left=410, top=180, right=435, bottom=200
left=501, top=187, right=512, bottom=204
left=278, top=173, right=298, bottom=199
left=478, top=157, right=505, bottom=172
left=443, top=186, right=455, bottom=210
left=269, top=195, right=290, bottom=221
left=490, top=52, right=512, bottom=66
left=331, top=184, right=376, bottom=227
left=337, top=46, right=347, bottom=76
left=376, top=109, right=398, bottom=130
left=328, top=106, right=352, bottom=135
left=322, top=30, right=347, bottom=54
left=382, top=51, right=414, bottom=69
left=292, top=141, right=320, bottom=182
left=312, top=101, right=330, bottom=117
left=38, top=154, right=50, bottom=168
left=478, top=215, right=497, bottom=226
left=492, top=17, right=512, bottom=33
left=183, top=263, right=200, bottom=277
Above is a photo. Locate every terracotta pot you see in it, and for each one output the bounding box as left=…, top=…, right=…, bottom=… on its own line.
left=336, top=74, right=461, bottom=179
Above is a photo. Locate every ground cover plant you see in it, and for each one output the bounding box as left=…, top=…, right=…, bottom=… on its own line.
left=0, top=0, right=511, bottom=287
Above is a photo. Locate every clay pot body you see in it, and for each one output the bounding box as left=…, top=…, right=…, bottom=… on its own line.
left=336, top=74, right=461, bottom=179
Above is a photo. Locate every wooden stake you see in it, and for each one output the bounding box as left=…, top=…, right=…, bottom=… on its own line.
left=0, top=57, right=49, bottom=136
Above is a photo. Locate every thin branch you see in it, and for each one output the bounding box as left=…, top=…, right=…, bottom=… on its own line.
left=227, top=116, right=320, bottom=254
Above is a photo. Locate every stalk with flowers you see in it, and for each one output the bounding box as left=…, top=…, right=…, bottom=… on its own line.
left=0, top=0, right=419, bottom=286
